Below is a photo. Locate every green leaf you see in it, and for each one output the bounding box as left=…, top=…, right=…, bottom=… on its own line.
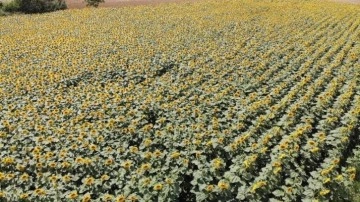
left=272, top=190, right=284, bottom=197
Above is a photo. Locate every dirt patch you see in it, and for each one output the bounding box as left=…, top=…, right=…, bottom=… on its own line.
left=330, top=0, right=360, bottom=4
left=66, top=0, right=197, bottom=9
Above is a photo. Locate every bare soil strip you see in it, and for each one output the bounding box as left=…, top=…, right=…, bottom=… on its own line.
left=330, top=0, right=360, bottom=4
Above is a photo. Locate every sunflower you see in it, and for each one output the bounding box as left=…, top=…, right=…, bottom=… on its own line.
left=153, top=183, right=163, bottom=191
left=319, top=189, right=330, bottom=196
left=120, top=160, right=131, bottom=170
left=206, top=185, right=214, bottom=192
left=19, top=193, right=29, bottom=199
left=34, top=188, right=46, bottom=196
left=20, top=173, right=29, bottom=182
left=212, top=158, right=223, bottom=169
left=101, top=174, right=110, bottom=182
left=217, top=181, right=230, bottom=191
left=153, top=149, right=162, bottom=158
left=67, top=191, right=78, bottom=199
left=140, top=163, right=151, bottom=171
left=115, top=195, right=126, bottom=202
left=170, top=151, right=181, bottom=159
left=83, top=177, right=95, bottom=186
left=82, top=193, right=91, bottom=202
left=102, top=194, right=114, bottom=201
left=251, top=181, right=267, bottom=193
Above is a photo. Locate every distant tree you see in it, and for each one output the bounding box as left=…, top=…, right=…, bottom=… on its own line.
left=84, top=0, right=104, bottom=7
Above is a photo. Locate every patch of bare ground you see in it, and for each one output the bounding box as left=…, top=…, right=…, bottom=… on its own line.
left=330, top=0, right=360, bottom=4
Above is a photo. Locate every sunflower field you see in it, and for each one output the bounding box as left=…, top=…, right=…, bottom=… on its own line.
left=0, top=0, right=359, bottom=201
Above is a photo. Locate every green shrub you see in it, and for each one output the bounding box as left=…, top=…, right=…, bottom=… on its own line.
left=84, top=0, right=104, bottom=7
left=2, top=0, right=20, bottom=12
left=0, top=2, right=5, bottom=16
left=17, top=0, right=67, bottom=13
left=1, top=0, right=66, bottom=14
left=0, top=9, right=6, bottom=16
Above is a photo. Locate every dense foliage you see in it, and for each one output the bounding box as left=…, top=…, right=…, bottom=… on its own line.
left=0, top=0, right=359, bottom=201
left=0, top=0, right=66, bottom=14
left=1, top=0, right=20, bottom=13
left=17, top=0, right=67, bottom=13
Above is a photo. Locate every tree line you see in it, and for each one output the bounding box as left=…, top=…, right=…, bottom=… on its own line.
left=0, top=0, right=104, bottom=14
